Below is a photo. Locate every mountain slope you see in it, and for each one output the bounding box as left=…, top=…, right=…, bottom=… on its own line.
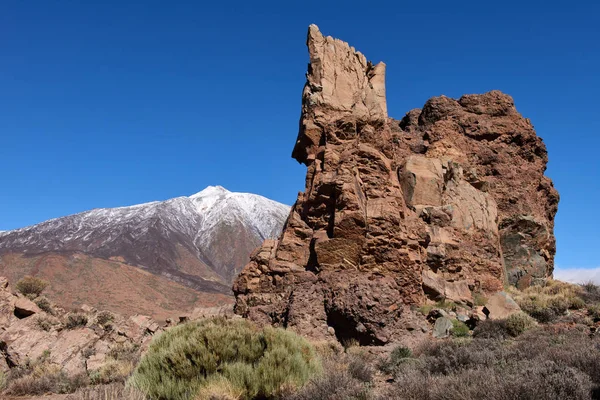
left=0, top=186, right=289, bottom=296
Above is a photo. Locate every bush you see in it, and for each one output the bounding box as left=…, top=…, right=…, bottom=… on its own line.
left=288, top=370, right=372, bottom=400
left=34, top=296, right=54, bottom=314
left=504, top=312, right=536, bottom=337
left=451, top=320, right=470, bottom=337
left=588, top=304, right=600, bottom=322
left=108, top=342, right=140, bottom=364
left=473, top=313, right=535, bottom=339
left=65, top=313, right=88, bottom=329
left=378, top=345, right=412, bottom=374
left=35, top=315, right=56, bottom=331
left=380, top=325, right=600, bottom=399
left=580, top=281, right=600, bottom=303
left=89, top=359, right=135, bottom=385
left=5, top=364, right=89, bottom=396
left=473, top=319, right=509, bottom=340
left=129, top=317, right=321, bottom=400
left=15, top=276, right=48, bottom=298
left=347, top=355, right=374, bottom=383
left=96, top=310, right=114, bottom=326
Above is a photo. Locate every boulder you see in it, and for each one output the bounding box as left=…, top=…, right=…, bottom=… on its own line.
left=483, top=292, right=521, bottom=320
left=14, top=297, right=41, bottom=318
left=433, top=317, right=454, bottom=338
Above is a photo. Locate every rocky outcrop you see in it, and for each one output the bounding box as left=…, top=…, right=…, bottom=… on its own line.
left=0, top=278, right=158, bottom=378
left=233, top=25, right=558, bottom=344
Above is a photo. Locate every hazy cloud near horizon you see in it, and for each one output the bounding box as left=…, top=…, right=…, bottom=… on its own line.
left=554, top=267, right=600, bottom=284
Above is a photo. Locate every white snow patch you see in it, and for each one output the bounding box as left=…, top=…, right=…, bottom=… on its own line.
left=0, top=186, right=290, bottom=256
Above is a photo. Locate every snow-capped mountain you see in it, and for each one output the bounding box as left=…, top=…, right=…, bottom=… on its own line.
left=0, top=186, right=289, bottom=294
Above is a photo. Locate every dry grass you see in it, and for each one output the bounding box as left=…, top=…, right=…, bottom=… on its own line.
left=72, top=383, right=147, bottom=400
left=509, top=280, right=592, bottom=322
left=5, top=363, right=89, bottom=396
left=90, top=359, right=136, bottom=385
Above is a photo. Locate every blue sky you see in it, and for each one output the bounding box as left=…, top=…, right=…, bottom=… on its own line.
left=1, top=1, right=599, bottom=275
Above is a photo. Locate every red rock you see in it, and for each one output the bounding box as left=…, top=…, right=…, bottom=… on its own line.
left=233, top=25, right=557, bottom=344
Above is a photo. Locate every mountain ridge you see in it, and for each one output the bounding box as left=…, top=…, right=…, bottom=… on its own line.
left=0, top=186, right=290, bottom=295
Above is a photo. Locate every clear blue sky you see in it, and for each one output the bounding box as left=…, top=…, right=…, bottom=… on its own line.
left=1, top=1, right=599, bottom=272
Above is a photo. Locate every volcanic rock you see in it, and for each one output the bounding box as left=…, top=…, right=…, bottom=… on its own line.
left=483, top=291, right=522, bottom=320
left=13, top=297, right=40, bottom=319
left=0, top=277, right=157, bottom=377
left=233, top=25, right=558, bottom=344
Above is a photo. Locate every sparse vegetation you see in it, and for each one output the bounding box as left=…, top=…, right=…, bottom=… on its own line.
left=35, top=314, right=56, bottom=331
left=510, top=279, right=592, bottom=322
left=4, top=353, right=89, bottom=396
left=451, top=319, right=470, bottom=337
left=378, top=345, right=413, bottom=374
left=290, top=340, right=373, bottom=400
left=71, top=383, right=147, bottom=400
left=34, top=296, right=54, bottom=314
left=378, top=325, right=600, bottom=400
left=97, top=310, right=115, bottom=326
left=129, top=317, right=321, bottom=400
left=90, top=359, right=136, bottom=385
left=65, top=313, right=88, bottom=329
left=15, top=275, right=49, bottom=298
left=474, top=312, right=536, bottom=339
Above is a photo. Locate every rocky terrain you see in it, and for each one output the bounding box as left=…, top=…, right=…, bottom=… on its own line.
left=233, top=25, right=559, bottom=345
left=0, top=186, right=288, bottom=317
left=0, top=276, right=156, bottom=393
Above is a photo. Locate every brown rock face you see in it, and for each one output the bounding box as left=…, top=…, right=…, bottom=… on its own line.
left=233, top=25, right=558, bottom=344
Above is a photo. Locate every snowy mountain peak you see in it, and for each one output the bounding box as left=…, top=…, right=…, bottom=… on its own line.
left=0, top=187, right=291, bottom=292
left=191, top=185, right=230, bottom=199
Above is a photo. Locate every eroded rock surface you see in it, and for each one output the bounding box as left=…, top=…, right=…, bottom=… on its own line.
left=0, top=278, right=159, bottom=377
left=233, top=25, right=558, bottom=344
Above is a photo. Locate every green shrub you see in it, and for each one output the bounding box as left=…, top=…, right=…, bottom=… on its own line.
left=451, top=320, right=470, bottom=337
left=504, top=312, right=536, bottom=337
left=378, top=345, right=412, bottom=374
left=65, top=313, right=88, bottom=329
left=129, top=317, right=321, bottom=400
left=16, top=276, right=48, bottom=298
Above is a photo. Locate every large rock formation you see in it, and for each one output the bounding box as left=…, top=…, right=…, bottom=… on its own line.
left=233, top=25, right=558, bottom=344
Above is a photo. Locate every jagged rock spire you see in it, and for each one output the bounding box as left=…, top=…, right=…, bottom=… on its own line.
left=293, top=24, right=387, bottom=164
